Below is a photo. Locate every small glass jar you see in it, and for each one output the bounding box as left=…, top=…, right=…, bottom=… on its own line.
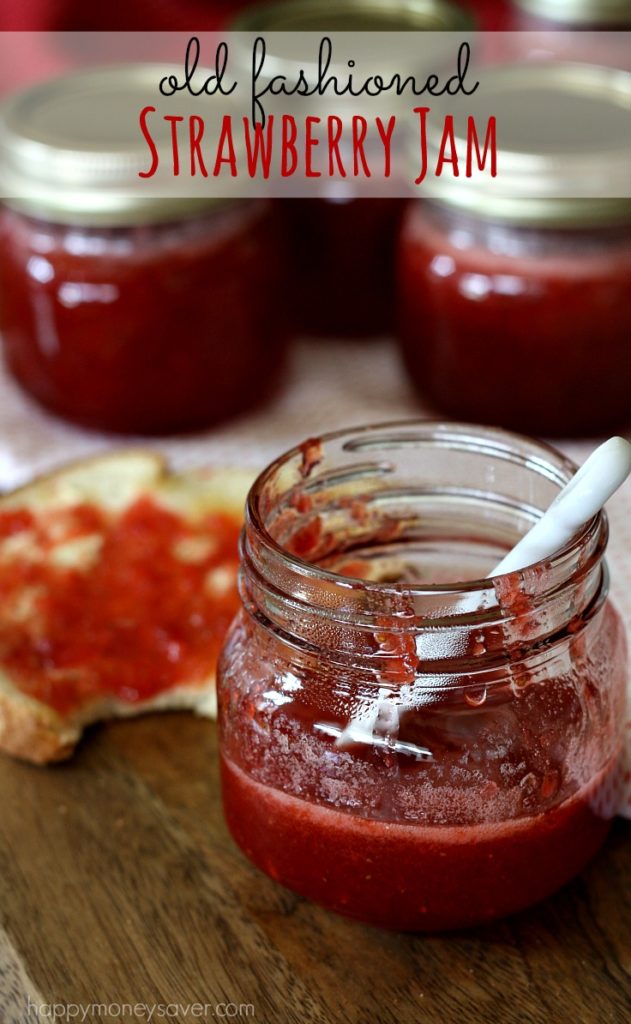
left=465, top=0, right=515, bottom=30
left=0, top=68, right=287, bottom=434
left=232, top=0, right=474, bottom=338
left=396, top=62, right=631, bottom=438
left=0, top=201, right=286, bottom=434
left=218, top=422, right=627, bottom=931
left=277, top=195, right=407, bottom=338
left=398, top=203, right=631, bottom=437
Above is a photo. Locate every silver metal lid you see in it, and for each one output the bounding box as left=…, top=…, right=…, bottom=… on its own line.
left=512, top=0, right=631, bottom=26
left=0, top=64, right=229, bottom=226
left=232, top=0, right=474, bottom=31
left=423, top=62, right=631, bottom=226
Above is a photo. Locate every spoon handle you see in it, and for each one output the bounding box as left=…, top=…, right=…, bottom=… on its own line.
left=491, top=436, right=631, bottom=578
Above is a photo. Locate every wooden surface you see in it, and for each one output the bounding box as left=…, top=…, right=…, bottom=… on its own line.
left=0, top=714, right=629, bottom=1024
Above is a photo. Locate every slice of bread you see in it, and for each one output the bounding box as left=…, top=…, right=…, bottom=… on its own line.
left=0, top=452, right=253, bottom=764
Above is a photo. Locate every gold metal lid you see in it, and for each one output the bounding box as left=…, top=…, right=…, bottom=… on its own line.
left=422, top=62, right=631, bottom=227
left=512, top=0, right=631, bottom=26
left=229, top=0, right=475, bottom=113
left=231, top=0, right=474, bottom=31
left=0, top=64, right=230, bottom=227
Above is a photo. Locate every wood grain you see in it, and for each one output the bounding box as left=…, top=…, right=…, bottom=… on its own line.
left=0, top=714, right=629, bottom=1024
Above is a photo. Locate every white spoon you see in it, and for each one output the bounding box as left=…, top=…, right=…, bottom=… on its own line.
left=336, top=436, right=631, bottom=749
left=490, top=435, right=631, bottom=578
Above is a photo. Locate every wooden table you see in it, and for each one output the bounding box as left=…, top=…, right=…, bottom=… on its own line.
left=1, top=714, right=629, bottom=1024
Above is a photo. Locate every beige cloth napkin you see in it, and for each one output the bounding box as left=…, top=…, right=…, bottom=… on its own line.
left=1, top=338, right=629, bottom=816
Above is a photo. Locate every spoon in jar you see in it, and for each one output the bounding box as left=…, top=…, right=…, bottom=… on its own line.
left=336, top=435, right=631, bottom=748
left=481, top=434, right=631, bottom=579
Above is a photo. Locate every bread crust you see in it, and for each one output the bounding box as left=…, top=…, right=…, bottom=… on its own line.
left=0, top=452, right=252, bottom=764
left=0, top=688, right=79, bottom=764
left=0, top=450, right=167, bottom=512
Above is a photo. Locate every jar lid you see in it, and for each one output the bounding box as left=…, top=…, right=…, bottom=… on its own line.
left=230, top=0, right=474, bottom=115
left=422, top=62, right=631, bottom=227
left=512, top=0, right=631, bottom=26
left=0, top=64, right=229, bottom=227
left=231, top=0, right=474, bottom=31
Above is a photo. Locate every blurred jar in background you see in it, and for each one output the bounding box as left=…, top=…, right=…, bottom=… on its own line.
left=507, top=0, right=631, bottom=69
left=463, top=0, right=515, bottom=30
left=231, top=0, right=475, bottom=340
left=278, top=195, right=407, bottom=339
left=510, top=0, right=631, bottom=29
left=0, top=67, right=287, bottom=435
left=397, top=63, right=631, bottom=438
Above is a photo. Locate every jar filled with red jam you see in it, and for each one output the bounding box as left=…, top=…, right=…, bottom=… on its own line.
left=218, top=422, right=627, bottom=931
left=232, top=0, right=474, bottom=338
left=0, top=68, right=286, bottom=434
left=397, top=64, right=631, bottom=437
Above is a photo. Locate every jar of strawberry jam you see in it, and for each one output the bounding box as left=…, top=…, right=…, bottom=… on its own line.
left=397, top=64, right=631, bottom=438
left=232, top=0, right=474, bottom=338
left=0, top=67, right=286, bottom=434
left=218, top=422, right=627, bottom=931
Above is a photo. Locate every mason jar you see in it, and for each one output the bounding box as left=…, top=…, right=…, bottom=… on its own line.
left=0, top=66, right=287, bottom=434
left=396, top=63, right=631, bottom=437
left=218, top=421, right=627, bottom=931
left=231, top=0, right=474, bottom=339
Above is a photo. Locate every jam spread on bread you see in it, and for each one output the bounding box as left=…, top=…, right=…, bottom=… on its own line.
left=0, top=497, right=241, bottom=714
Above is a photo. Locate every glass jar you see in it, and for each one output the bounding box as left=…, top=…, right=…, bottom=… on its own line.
left=0, top=201, right=286, bottom=433
left=218, top=422, right=627, bottom=931
left=0, top=67, right=287, bottom=434
left=232, top=0, right=474, bottom=338
left=398, top=203, right=631, bottom=437
left=465, top=0, right=515, bottom=30
left=277, top=195, right=407, bottom=338
left=396, top=62, right=631, bottom=438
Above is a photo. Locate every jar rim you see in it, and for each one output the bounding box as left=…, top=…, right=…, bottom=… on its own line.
left=245, top=419, right=607, bottom=605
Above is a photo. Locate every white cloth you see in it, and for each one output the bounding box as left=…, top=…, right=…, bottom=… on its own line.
left=1, top=338, right=630, bottom=815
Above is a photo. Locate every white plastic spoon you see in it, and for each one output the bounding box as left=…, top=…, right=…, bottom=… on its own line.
left=490, top=435, right=631, bottom=578
left=335, top=436, right=631, bottom=749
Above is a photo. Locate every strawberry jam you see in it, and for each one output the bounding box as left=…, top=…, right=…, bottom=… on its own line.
left=280, top=198, right=407, bottom=338
left=0, top=497, right=242, bottom=713
left=397, top=202, right=631, bottom=437
left=221, top=749, right=618, bottom=931
left=218, top=423, right=628, bottom=930
left=0, top=201, right=286, bottom=434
